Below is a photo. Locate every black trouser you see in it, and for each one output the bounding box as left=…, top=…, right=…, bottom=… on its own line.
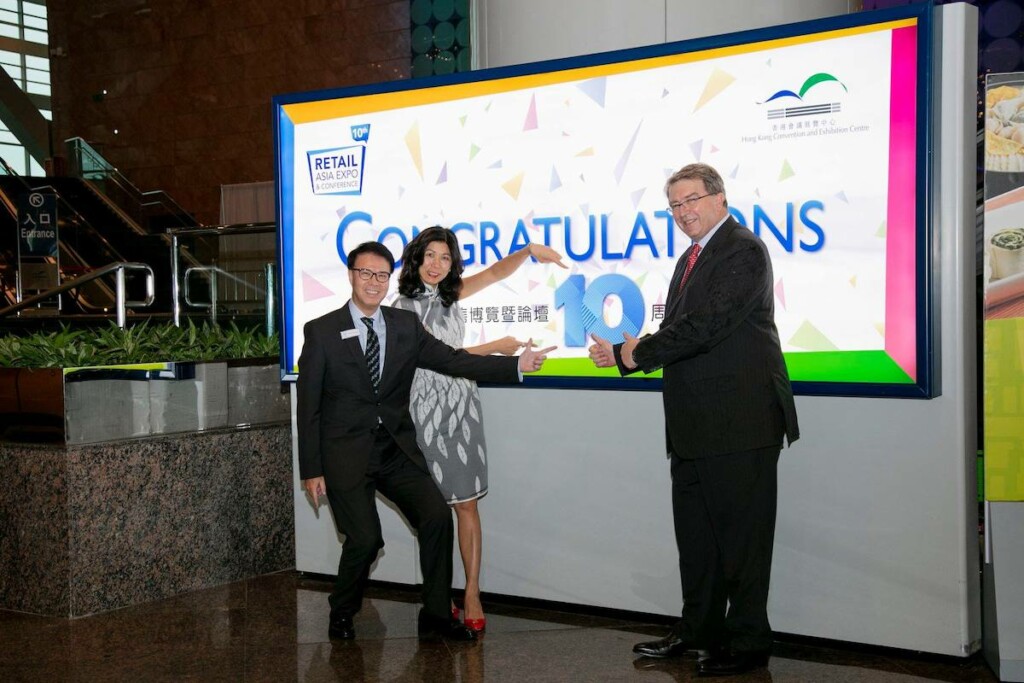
left=326, top=428, right=453, bottom=620
left=671, top=445, right=780, bottom=654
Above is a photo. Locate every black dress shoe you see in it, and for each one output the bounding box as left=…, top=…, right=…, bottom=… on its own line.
left=417, top=610, right=478, bottom=641
left=632, top=634, right=704, bottom=658
left=328, top=615, right=355, bottom=640
left=696, top=650, right=770, bottom=676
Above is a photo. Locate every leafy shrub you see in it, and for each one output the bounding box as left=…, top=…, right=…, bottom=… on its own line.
left=0, top=321, right=279, bottom=368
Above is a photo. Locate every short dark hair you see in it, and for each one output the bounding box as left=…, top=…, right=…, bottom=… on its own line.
left=665, top=163, right=728, bottom=207
left=348, top=241, right=395, bottom=272
left=398, top=226, right=464, bottom=307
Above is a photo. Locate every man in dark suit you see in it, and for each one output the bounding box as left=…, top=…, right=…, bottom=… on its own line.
left=590, top=163, right=798, bottom=676
left=298, top=241, right=551, bottom=642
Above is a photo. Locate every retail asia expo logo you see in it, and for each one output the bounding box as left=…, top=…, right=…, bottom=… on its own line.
left=307, top=124, right=371, bottom=196
left=759, top=73, right=848, bottom=120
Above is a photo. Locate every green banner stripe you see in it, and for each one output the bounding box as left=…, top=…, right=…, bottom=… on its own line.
left=783, top=350, right=914, bottom=383
left=529, top=351, right=912, bottom=384
left=531, top=358, right=662, bottom=379
left=64, top=362, right=173, bottom=375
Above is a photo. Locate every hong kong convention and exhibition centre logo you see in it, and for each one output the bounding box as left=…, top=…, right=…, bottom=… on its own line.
left=759, top=73, right=848, bottom=120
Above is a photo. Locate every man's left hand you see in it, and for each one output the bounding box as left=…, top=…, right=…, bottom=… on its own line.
left=621, top=332, right=639, bottom=370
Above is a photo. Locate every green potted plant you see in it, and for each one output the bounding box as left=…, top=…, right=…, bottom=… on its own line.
left=0, top=321, right=284, bottom=443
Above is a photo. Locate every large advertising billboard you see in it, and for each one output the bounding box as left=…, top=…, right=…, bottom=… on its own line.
left=274, top=4, right=934, bottom=396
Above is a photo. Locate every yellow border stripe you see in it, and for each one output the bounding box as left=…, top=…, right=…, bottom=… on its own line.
left=283, top=19, right=915, bottom=124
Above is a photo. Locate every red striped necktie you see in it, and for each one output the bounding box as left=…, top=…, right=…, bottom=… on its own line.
left=678, top=243, right=701, bottom=291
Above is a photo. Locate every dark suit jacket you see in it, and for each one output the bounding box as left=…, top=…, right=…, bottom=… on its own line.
left=615, top=217, right=799, bottom=459
left=297, top=303, right=520, bottom=491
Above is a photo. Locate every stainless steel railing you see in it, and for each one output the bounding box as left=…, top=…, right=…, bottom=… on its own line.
left=0, top=262, right=155, bottom=328
left=168, top=222, right=276, bottom=335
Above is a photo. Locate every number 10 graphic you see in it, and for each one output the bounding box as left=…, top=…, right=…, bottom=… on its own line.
left=554, top=274, right=645, bottom=347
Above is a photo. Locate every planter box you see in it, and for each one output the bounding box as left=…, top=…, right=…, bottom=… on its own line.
left=0, top=359, right=287, bottom=445
left=0, top=358, right=294, bottom=617
left=0, top=425, right=294, bottom=617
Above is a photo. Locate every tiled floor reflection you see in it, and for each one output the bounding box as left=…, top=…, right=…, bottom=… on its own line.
left=0, top=571, right=997, bottom=682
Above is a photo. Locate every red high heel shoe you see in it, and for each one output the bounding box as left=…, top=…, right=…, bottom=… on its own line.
left=451, top=605, right=461, bottom=621
left=464, top=616, right=486, bottom=632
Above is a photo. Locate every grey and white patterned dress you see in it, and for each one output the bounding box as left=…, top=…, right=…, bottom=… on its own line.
left=393, top=287, right=488, bottom=503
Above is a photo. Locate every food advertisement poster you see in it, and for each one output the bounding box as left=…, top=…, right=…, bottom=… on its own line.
left=984, top=72, right=1024, bottom=501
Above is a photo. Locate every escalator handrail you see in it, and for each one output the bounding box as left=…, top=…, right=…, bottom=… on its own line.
left=141, top=189, right=197, bottom=226
left=67, top=137, right=199, bottom=230
left=0, top=155, right=23, bottom=178
left=165, top=221, right=276, bottom=237
left=0, top=156, right=37, bottom=217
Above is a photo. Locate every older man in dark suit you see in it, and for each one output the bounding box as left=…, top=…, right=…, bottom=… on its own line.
left=590, top=163, right=799, bottom=676
left=298, top=240, right=551, bottom=642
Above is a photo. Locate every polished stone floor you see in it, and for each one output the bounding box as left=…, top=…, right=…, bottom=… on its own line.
left=0, top=571, right=997, bottom=682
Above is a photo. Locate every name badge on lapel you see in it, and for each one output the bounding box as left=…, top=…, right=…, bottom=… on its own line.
left=340, top=329, right=359, bottom=340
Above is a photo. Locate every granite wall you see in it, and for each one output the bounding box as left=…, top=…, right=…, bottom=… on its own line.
left=0, top=424, right=293, bottom=617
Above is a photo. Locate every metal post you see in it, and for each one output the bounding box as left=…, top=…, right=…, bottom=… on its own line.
left=170, top=233, right=181, bottom=327
left=264, top=263, right=275, bottom=338
left=985, top=500, right=992, bottom=565
left=209, top=269, right=218, bottom=325
left=115, top=265, right=126, bottom=328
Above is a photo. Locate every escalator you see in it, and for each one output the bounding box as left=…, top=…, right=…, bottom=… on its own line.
left=0, top=175, right=139, bottom=314
left=2, top=140, right=213, bottom=321
left=45, top=176, right=174, bottom=307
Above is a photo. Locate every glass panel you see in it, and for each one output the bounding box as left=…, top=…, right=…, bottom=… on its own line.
left=23, top=2, right=47, bottom=19
left=24, top=28, right=47, bottom=44
left=0, top=0, right=50, bottom=182
left=0, top=144, right=27, bottom=174
left=25, top=66, right=47, bottom=83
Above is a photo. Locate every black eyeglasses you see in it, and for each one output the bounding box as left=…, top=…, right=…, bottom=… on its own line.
left=350, top=268, right=391, bottom=283
left=668, top=193, right=715, bottom=212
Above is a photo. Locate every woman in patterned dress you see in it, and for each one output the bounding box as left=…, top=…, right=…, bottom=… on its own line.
left=394, top=226, right=565, bottom=631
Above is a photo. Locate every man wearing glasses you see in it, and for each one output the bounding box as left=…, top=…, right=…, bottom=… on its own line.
left=590, top=164, right=799, bottom=676
left=297, top=241, right=553, bottom=642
